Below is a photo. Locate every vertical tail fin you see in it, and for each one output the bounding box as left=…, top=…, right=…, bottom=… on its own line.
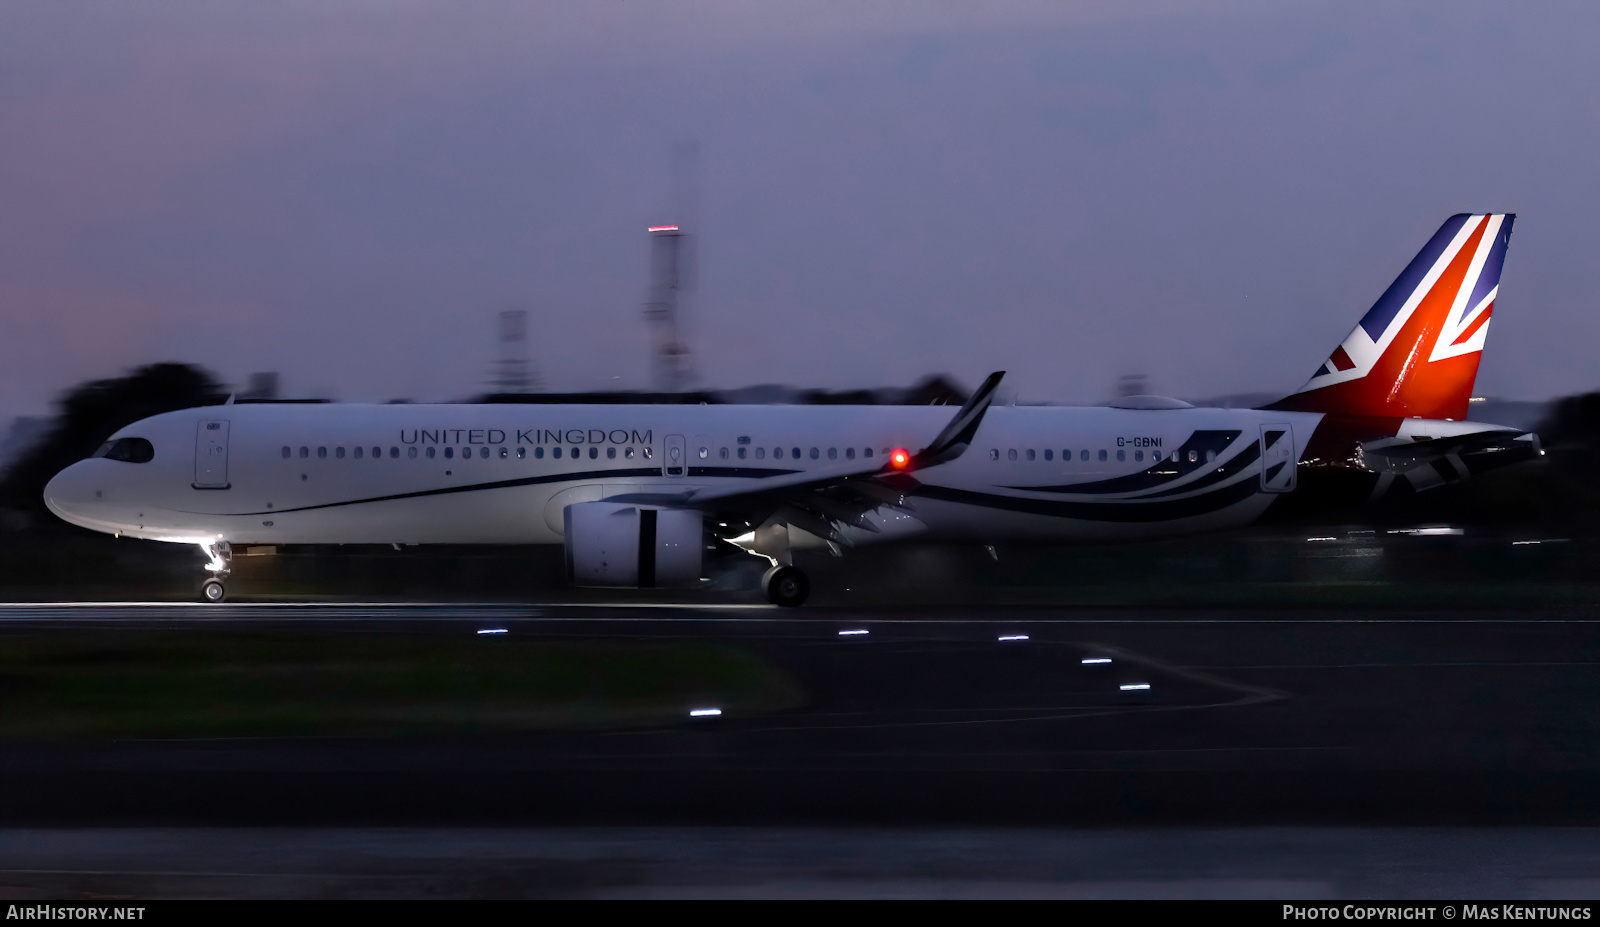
left=1266, top=213, right=1514, bottom=421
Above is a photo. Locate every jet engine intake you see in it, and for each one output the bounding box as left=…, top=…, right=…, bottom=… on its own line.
left=563, top=502, right=704, bottom=588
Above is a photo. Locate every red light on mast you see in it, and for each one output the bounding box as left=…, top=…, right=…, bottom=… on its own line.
left=889, top=448, right=911, bottom=470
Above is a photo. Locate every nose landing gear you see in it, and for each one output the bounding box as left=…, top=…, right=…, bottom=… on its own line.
left=199, top=541, right=231, bottom=603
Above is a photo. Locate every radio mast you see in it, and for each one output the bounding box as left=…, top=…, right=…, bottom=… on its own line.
left=644, top=225, right=695, bottom=392
left=491, top=308, right=542, bottom=393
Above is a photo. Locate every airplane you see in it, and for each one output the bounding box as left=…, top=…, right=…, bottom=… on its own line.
left=45, top=213, right=1539, bottom=606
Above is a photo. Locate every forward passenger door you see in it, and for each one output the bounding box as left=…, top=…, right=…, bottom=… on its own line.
left=194, top=419, right=231, bottom=489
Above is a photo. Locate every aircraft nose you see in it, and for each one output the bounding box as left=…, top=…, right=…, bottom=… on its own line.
left=43, top=461, right=102, bottom=526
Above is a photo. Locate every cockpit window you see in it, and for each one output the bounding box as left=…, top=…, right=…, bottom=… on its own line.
left=93, top=437, right=155, bottom=463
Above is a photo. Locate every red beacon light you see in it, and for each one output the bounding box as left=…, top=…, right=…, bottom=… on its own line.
left=889, top=448, right=912, bottom=470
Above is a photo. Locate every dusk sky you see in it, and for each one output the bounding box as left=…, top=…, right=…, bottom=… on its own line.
left=4, top=1, right=1598, bottom=425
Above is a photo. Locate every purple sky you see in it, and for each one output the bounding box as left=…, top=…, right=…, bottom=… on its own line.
left=4, top=1, right=1598, bottom=423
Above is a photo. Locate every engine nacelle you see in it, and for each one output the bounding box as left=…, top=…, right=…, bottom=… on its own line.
left=563, top=502, right=704, bottom=588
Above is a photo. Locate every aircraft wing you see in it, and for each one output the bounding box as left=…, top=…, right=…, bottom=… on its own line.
left=608, top=371, right=1005, bottom=541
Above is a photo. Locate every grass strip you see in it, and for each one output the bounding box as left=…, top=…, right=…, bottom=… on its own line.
left=0, top=630, right=807, bottom=740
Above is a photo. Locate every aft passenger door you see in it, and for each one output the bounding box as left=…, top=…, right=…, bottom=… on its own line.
left=194, top=419, right=231, bottom=489
left=1259, top=423, right=1296, bottom=493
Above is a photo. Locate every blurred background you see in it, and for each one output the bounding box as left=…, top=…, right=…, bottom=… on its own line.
left=5, top=1, right=1599, bottom=422
left=8, top=3, right=1600, bottom=898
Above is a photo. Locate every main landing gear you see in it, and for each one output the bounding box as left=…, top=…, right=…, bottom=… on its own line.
left=761, top=565, right=810, bottom=608
left=199, top=540, right=231, bottom=603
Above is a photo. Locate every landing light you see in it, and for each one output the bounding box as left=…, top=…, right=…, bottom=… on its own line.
left=998, top=634, right=1029, bottom=642
left=1120, top=683, right=1151, bottom=691
left=689, top=708, right=722, bottom=717
left=839, top=629, right=869, bottom=636
left=1082, top=657, right=1111, bottom=664
left=648, top=225, right=680, bottom=232
left=477, top=629, right=508, bottom=635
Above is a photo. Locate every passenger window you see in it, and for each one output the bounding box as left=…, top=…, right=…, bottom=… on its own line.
left=1135, top=450, right=1143, bottom=462
left=1080, top=449, right=1089, bottom=462
left=1206, top=450, right=1216, bottom=462
left=990, top=449, right=1000, bottom=461
left=552, top=447, right=561, bottom=459
left=1007, top=449, right=1017, bottom=461
left=846, top=448, right=855, bottom=459
left=427, top=447, right=436, bottom=459
left=1188, top=449, right=1197, bottom=462
left=793, top=448, right=801, bottom=460
left=517, top=447, right=526, bottom=459
left=828, top=448, right=837, bottom=460
left=755, top=448, right=765, bottom=460
left=719, top=448, right=728, bottom=459
left=353, top=447, right=364, bottom=459
left=299, top=447, right=309, bottom=459
left=445, top=447, right=455, bottom=459
left=500, top=447, right=509, bottom=459
left=317, top=447, right=327, bottom=459
left=810, top=447, right=819, bottom=460
left=607, top=447, right=616, bottom=459
left=336, top=447, right=345, bottom=459
left=390, top=447, right=399, bottom=459
left=281, top=446, right=291, bottom=459
left=1097, top=449, right=1107, bottom=462
left=624, top=447, right=634, bottom=459
left=371, top=447, right=381, bottom=459
left=1044, top=450, right=1052, bottom=461
left=1116, top=449, right=1125, bottom=461
left=535, top=447, right=545, bottom=459
left=864, top=449, right=873, bottom=458
left=643, top=447, right=653, bottom=459
left=1026, top=449, right=1035, bottom=461
left=586, top=447, right=595, bottom=460
left=408, top=447, right=418, bottom=459
left=774, top=448, right=783, bottom=460
left=737, top=447, right=746, bottom=459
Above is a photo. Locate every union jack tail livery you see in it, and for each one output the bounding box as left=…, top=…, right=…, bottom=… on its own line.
left=1267, top=213, right=1514, bottom=421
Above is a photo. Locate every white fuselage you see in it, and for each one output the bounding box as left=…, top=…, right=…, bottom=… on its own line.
left=44, top=401, right=1498, bottom=549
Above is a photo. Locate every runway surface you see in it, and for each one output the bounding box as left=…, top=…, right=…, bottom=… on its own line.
left=3, top=600, right=1599, bottom=897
